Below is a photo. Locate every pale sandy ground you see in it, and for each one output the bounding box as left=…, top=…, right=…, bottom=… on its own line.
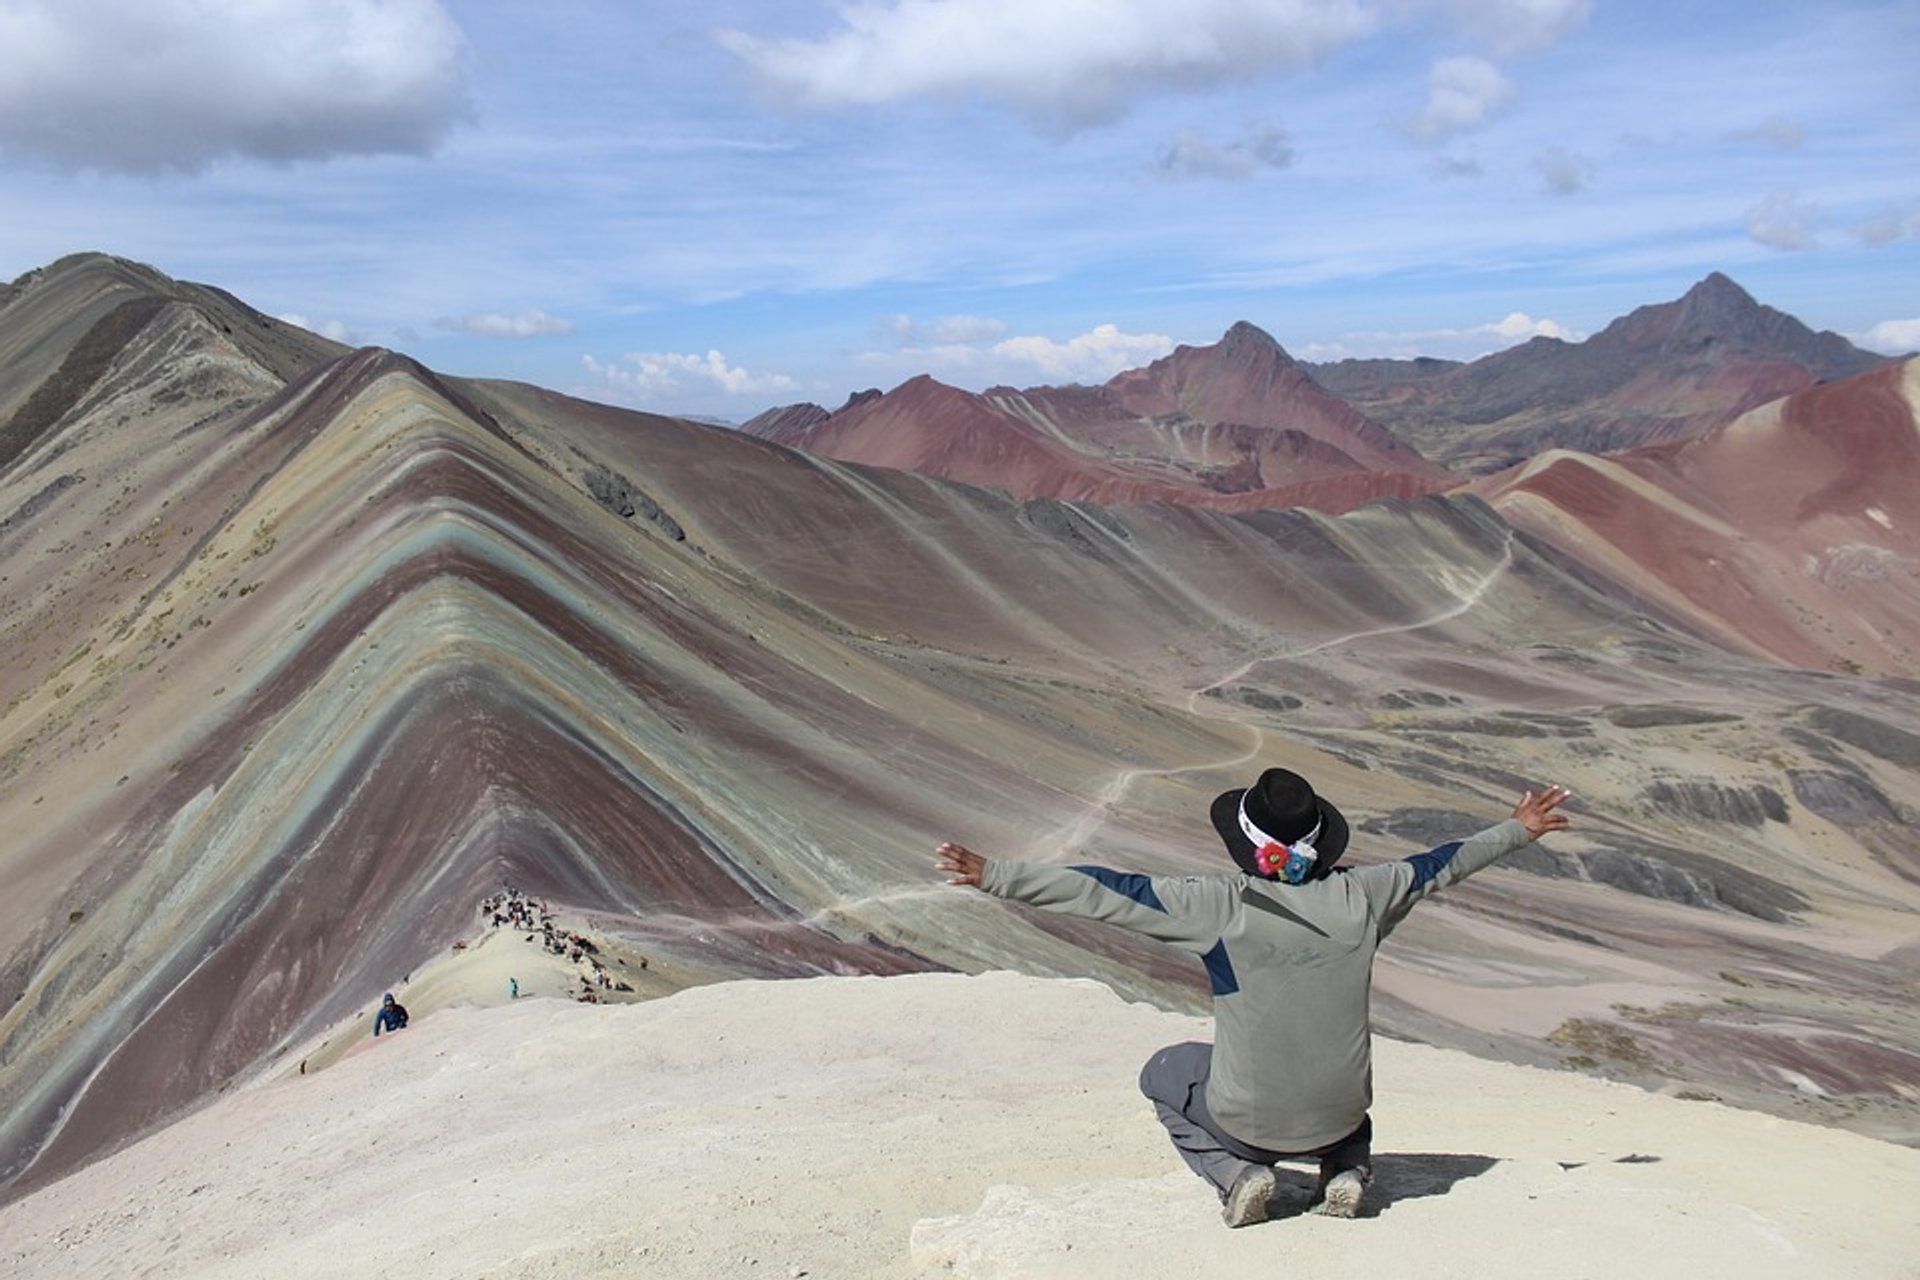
left=3, top=972, right=1918, bottom=1280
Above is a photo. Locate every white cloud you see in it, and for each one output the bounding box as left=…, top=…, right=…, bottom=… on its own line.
left=1299, top=311, right=1580, bottom=361
left=0, top=0, right=469, bottom=174
left=1531, top=145, right=1589, bottom=196
left=857, top=322, right=1177, bottom=387
left=993, top=324, right=1177, bottom=382
left=276, top=313, right=359, bottom=345
left=1413, top=56, right=1513, bottom=142
left=1444, top=0, right=1592, bottom=58
left=436, top=310, right=575, bottom=339
left=716, top=0, right=1376, bottom=133
left=1745, top=190, right=1819, bottom=251
left=581, top=350, right=800, bottom=404
left=1859, top=319, right=1920, bottom=355
left=1157, top=122, right=1294, bottom=180
left=884, top=313, right=1010, bottom=345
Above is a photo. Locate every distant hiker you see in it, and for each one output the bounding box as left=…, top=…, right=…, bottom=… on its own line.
left=372, top=992, right=410, bottom=1037
left=937, top=770, right=1571, bottom=1227
left=510, top=977, right=519, bottom=1000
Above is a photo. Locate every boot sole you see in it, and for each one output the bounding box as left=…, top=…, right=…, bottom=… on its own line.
left=1320, top=1171, right=1366, bottom=1218
left=1222, top=1167, right=1277, bottom=1228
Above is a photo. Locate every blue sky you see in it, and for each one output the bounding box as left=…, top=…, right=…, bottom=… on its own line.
left=1, top=0, right=1915, bottom=419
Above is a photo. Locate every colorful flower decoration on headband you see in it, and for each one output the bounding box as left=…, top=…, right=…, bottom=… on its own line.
left=1239, top=797, right=1321, bottom=883
left=1254, top=842, right=1289, bottom=877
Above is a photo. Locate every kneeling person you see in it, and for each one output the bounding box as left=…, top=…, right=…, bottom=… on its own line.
left=936, top=769, right=1571, bottom=1226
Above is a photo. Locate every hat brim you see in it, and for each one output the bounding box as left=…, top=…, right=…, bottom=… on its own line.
left=1210, top=787, right=1349, bottom=880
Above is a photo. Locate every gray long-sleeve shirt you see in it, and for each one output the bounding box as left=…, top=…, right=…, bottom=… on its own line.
left=980, top=818, right=1532, bottom=1153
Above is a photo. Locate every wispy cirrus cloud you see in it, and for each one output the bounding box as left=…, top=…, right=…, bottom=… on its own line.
left=882, top=313, right=1010, bottom=345
left=1442, top=0, right=1592, bottom=58
left=0, top=0, right=470, bottom=174
left=1729, top=116, right=1806, bottom=149
left=436, top=310, right=574, bottom=339
left=1299, top=310, right=1580, bottom=362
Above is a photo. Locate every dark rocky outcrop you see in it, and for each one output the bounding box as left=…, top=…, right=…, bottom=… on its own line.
left=582, top=464, right=686, bottom=542
left=1802, top=706, right=1920, bottom=768
left=1201, top=685, right=1302, bottom=714
left=1, top=472, right=83, bottom=532
left=1363, top=809, right=1803, bottom=921
left=1603, top=705, right=1742, bottom=729
left=1637, top=780, right=1788, bottom=827
left=1507, top=835, right=1807, bottom=922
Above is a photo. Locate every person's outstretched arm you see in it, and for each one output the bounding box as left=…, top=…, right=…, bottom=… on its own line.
left=1361, top=785, right=1572, bottom=934
left=935, top=841, right=1233, bottom=954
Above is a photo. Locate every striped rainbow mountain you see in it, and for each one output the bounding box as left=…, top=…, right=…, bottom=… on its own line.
left=2, top=253, right=1916, bottom=1201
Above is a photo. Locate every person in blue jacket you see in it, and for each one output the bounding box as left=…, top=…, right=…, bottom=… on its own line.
left=372, top=992, right=409, bottom=1037
left=938, top=767, right=1571, bottom=1226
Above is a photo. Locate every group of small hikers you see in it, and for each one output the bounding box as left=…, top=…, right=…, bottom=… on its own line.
left=360, top=764, right=1570, bottom=1228
left=938, top=766, right=1571, bottom=1226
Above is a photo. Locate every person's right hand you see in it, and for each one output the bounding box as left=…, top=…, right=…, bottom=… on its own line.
left=1513, top=785, right=1573, bottom=841
left=935, top=841, right=988, bottom=889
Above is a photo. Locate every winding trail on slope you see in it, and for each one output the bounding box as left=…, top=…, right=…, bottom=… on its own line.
left=675, top=531, right=1518, bottom=938
left=1036, top=529, right=1518, bottom=860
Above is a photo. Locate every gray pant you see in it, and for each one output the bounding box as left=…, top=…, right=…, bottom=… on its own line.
left=1138, top=1041, right=1371, bottom=1197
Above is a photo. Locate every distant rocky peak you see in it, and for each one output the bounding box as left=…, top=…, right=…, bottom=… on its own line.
left=1220, top=319, right=1284, bottom=353
left=1672, top=271, right=1766, bottom=331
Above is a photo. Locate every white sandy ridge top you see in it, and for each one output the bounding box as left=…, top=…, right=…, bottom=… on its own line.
left=3, top=972, right=1917, bottom=1280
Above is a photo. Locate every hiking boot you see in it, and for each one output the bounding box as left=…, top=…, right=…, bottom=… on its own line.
left=1318, top=1167, right=1370, bottom=1218
left=1221, top=1164, right=1277, bottom=1228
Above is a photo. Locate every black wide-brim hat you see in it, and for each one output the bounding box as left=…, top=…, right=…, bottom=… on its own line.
left=1211, top=767, right=1349, bottom=881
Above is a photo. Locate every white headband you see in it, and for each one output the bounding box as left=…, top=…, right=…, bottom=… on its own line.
left=1238, top=796, right=1321, bottom=861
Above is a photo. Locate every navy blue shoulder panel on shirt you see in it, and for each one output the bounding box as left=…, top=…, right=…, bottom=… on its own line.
left=1404, top=841, right=1464, bottom=893
left=1067, top=865, right=1237, bottom=994
left=1068, top=865, right=1166, bottom=912
left=1201, top=940, right=1239, bottom=995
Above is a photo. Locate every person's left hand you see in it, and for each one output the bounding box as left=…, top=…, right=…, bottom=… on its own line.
left=1512, top=785, right=1574, bottom=841
left=935, top=842, right=988, bottom=889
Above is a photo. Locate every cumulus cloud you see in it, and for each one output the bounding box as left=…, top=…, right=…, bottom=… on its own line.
left=435, top=310, right=575, bottom=339
left=1413, top=56, right=1513, bottom=142
left=581, top=350, right=800, bottom=404
left=0, top=0, right=469, bottom=174
left=1531, top=145, right=1589, bottom=195
left=1299, top=311, right=1579, bottom=361
left=1745, top=190, right=1819, bottom=251
left=715, top=0, right=1376, bottom=133
left=859, top=321, right=1176, bottom=387
left=277, top=313, right=360, bottom=345
left=993, top=324, right=1177, bottom=382
left=1859, top=318, right=1920, bottom=355
left=1157, top=122, right=1294, bottom=180
left=1443, top=0, right=1592, bottom=58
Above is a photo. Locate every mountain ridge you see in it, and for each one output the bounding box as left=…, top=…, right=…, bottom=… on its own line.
left=3, top=253, right=1918, bottom=1210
